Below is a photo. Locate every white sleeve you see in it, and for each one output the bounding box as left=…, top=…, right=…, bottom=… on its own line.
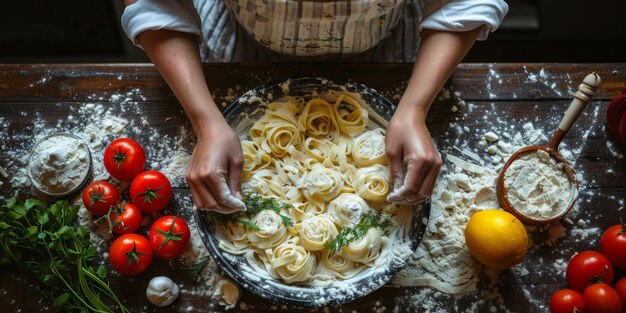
left=419, top=0, right=509, bottom=40
left=121, top=0, right=202, bottom=48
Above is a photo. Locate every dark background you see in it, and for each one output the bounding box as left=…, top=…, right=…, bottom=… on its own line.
left=0, top=0, right=625, bottom=63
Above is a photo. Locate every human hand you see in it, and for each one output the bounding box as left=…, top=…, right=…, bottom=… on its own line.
left=385, top=107, right=442, bottom=204
left=186, top=119, right=246, bottom=214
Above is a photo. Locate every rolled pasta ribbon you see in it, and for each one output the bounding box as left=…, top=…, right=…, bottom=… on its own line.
left=303, top=137, right=334, bottom=167
left=269, top=237, right=317, bottom=283
left=334, top=134, right=355, bottom=171
left=319, top=249, right=363, bottom=279
left=259, top=120, right=303, bottom=157
left=241, top=140, right=272, bottom=180
left=218, top=219, right=251, bottom=255
left=298, top=98, right=339, bottom=139
left=352, top=129, right=387, bottom=167
left=326, top=193, right=369, bottom=228
left=354, top=165, right=391, bottom=202
left=299, top=214, right=338, bottom=251
left=342, top=227, right=383, bottom=264
left=250, top=99, right=303, bottom=157
left=333, top=94, right=368, bottom=137
left=242, top=170, right=287, bottom=199
left=246, top=210, right=288, bottom=249
left=301, top=164, right=344, bottom=209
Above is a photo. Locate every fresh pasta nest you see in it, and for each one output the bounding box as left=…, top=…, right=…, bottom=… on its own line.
left=216, top=92, right=416, bottom=286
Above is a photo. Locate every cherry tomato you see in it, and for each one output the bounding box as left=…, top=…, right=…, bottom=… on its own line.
left=600, top=221, right=626, bottom=270
left=615, top=277, right=626, bottom=312
left=103, top=138, right=146, bottom=181
left=550, top=289, right=587, bottom=313
left=149, top=216, right=191, bottom=259
left=130, top=171, right=172, bottom=213
left=82, top=181, right=119, bottom=215
left=566, top=251, right=614, bottom=292
left=583, top=283, right=623, bottom=313
left=107, top=202, right=142, bottom=235
left=108, top=233, right=153, bottom=276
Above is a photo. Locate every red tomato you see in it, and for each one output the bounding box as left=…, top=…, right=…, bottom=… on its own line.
left=149, top=216, right=191, bottom=259
left=108, top=233, right=153, bottom=276
left=103, top=138, right=146, bottom=181
left=107, top=202, right=142, bottom=235
left=130, top=171, right=172, bottom=213
left=619, top=110, right=626, bottom=146
left=607, top=89, right=626, bottom=140
left=82, top=181, right=119, bottom=215
left=550, top=289, right=587, bottom=313
left=566, top=251, right=614, bottom=292
left=615, top=277, right=626, bottom=313
left=600, top=222, right=626, bottom=270
left=583, top=283, right=623, bottom=313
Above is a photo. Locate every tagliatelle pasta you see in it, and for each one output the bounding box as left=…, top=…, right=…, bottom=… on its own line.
left=217, top=93, right=412, bottom=285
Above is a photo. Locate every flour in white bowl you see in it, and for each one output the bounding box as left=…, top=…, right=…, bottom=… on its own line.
left=28, top=134, right=90, bottom=195
left=503, top=150, right=574, bottom=219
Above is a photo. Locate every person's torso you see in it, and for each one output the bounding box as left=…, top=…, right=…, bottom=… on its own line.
left=196, top=0, right=421, bottom=62
left=225, top=0, right=406, bottom=57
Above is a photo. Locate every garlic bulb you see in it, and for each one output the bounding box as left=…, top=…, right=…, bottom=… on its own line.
left=146, top=276, right=179, bottom=307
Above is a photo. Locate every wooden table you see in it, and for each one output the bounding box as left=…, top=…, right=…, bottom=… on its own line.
left=0, top=63, right=625, bottom=312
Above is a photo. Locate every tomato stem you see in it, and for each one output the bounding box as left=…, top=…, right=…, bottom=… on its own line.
left=88, top=185, right=110, bottom=208
left=99, top=201, right=125, bottom=234
left=155, top=217, right=184, bottom=251
left=125, top=241, right=151, bottom=266
left=136, top=185, right=163, bottom=204
left=587, top=265, right=611, bottom=285
left=111, top=145, right=127, bottom=170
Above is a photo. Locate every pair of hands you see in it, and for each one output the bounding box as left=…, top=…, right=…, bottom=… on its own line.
left=187, top=105, right=442, bottom=213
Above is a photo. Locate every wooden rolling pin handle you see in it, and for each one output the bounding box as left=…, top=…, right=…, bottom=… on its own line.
left=549, top=73, right=601, bottom=148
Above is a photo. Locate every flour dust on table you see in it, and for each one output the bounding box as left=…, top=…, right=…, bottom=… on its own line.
left=389, top=86, right=615, bottom=312
left=0, top=83, right=619, bottom=312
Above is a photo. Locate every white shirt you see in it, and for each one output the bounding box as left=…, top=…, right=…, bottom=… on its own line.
left=122, top=0, right=508, bottom=62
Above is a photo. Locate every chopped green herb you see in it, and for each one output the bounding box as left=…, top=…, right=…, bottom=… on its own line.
left=325, top=210, right=393, bottom=256
left=216, top=194, right=294, bottom=230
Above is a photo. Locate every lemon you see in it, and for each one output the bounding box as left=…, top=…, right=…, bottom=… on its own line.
left=464, top=209, right=528, bottom=270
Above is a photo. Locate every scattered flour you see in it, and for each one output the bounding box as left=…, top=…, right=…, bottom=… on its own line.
left=0, top=77, right=619, bottom=312
left=391, top=83, right=613, bottom=311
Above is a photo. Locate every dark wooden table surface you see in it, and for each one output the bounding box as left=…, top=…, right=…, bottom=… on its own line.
left=0, top=63, right=625, bottom=312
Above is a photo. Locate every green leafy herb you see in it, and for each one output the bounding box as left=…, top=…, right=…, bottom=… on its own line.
left=325, top=211, right=393, bottom=256
left=217, top=194, right=294, bottom=229
left=0, top=195, right=129, bottom=313
left=237, top=220, right=260, bottom=230
left=188, top=256, right=211, bottom=281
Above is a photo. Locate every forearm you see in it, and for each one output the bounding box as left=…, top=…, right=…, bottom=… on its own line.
left=136, top=29, right=223, bottom=136
left=398, top=28, right=482, bottom=120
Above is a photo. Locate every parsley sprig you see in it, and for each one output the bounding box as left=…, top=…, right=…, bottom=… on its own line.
left=0, top=196, right=129, bottom=312
left=325, top=211, right=393, bottom=256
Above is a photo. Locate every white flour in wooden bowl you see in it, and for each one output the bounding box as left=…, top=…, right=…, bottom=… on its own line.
left=28, top=134, right=91, bottom=195
left=503, top=150, right=574, bottom=219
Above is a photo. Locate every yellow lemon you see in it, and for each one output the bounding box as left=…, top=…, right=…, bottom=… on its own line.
left=464, top=209, right=528, bottom=270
